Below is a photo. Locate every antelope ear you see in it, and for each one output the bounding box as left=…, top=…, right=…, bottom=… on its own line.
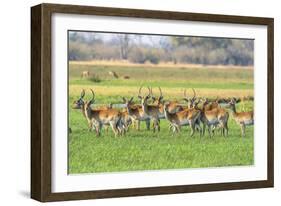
left=182, top=98, right=189, bottom=102
left=129, top=97, right=134, bottom=102
left=122, top=97, right=126, bottom=103
left=89, top=99, right=95, bottom=105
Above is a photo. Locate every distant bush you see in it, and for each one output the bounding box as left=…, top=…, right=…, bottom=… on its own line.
left=128, top=48, right=146, bottom=64
left=89, top=74, right=101, bottom=83
left=145, top=50, right=160, bottom=64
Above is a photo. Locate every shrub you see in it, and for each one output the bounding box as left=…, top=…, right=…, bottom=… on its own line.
left=128, top=48, right=146, bottom=64
left=145, top=50, right=160, bottom=64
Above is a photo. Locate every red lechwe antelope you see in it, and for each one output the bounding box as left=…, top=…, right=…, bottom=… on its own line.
left=119, top=109, right=133, bottom=133
left=138, top=86, right=163, bottom=132
left=199, top=98, right=229, bottom=137
left=150, top=87, right=184, bottom=114
left=150, top=87, right=185, bottom=131
left=72, top=89, right=123, bottom=137
left=122, top=97, right=150, bottom=131
left=227, top=98, right=254, bottom=137
left=81, top=71, right=90, bottom=79
left=163, top=102, right=202, bottom=137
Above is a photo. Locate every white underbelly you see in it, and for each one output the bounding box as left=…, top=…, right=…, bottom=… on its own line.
left=208, top=119, right=219, bottom=125
left=179, top=119, right=190, bottom=126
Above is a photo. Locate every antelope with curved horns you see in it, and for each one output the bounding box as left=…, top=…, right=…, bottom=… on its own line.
left=183, top=88, right=197, bottom=108
left=138, top=86, right=162, bottom=132
left=227, top=98, right=254, bottom=137
left=163, top=102, right=202, bottom=137
left=200, top=98, right=229, bottom=137
left=73, top=89, right=123, bottom=137
left=122, top=96, right=150, bottom=131
left=150, top=87, right=183, bottom=114
left=72, top=90, right=110, bottom=133
left=192, top=98, right=220, bottom=136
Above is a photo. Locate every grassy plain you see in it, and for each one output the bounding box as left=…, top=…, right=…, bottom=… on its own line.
left=68, top=62, right=254, bottom=174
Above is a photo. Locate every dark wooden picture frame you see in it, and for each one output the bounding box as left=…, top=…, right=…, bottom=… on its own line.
left=31, top=3, right=274, bottom=202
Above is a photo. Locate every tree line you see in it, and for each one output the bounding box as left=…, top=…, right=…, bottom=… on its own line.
left=69, top=32, right=253, bottom=66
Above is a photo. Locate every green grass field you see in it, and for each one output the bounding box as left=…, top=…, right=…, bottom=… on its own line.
left=68, top=62, right=254, bottom=174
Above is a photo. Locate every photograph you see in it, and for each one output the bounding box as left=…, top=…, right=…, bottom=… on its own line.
left=68, top=31, right=254, bottom=174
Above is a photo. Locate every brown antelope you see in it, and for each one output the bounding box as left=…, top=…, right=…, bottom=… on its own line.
left=151, top=87, right=183, bottom=114
left=163, top=102, right=202, bottom=136
left=199, top=98, right=229, bottom=137
left=138, top=87, right=162, bottom=132
left=72, top=89, right=123, bottom=137
left=149, top=87, right=185, bottom=132
left=108, top=71, right=119, bottom=79
left=183, top=88, right=197, bottom=108
left=119, top=109, right=133, bottom=133
left=122, top=97, right=150, bottom=131
left=227, top=98, right=254, bottom=137
left=81, top=71, right=90, bottom=79
left=122, top=75, right=130, bottom=79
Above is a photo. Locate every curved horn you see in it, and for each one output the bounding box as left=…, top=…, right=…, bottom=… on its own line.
left=192, top=88, right=196, bottom=100
left=138, top=86, right=143, bottom=97
left=90, top=89, right=95, bottom=103
left=148, top=86, right=152, bottom=96
left=147, top=86, right=152, bottom=97
left=184, top=89, right=187, bottom=98
left=158, top=87, right=163, bottom=98
left=80, top=89, right=85, bottom=98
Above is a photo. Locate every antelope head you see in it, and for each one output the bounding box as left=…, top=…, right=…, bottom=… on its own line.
left=138, top=86, right=151, bottom=105
left=193, top=98, right=203, bottom=110
left=122, top=96, right=134, bottom=108
left=72, top=90, right=86, bottom=109
left=183, top=88, right=197, bottom=108
left=201, top=97, right=209, bottom=108
left=228, top=98, right=237, bottom=106
left=151, top=87, right=164, bottom=105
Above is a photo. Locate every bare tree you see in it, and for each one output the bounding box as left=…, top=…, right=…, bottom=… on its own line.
left=116, top=34, right=131, bottom=59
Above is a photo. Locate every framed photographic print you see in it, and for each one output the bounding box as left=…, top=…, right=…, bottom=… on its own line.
left=31, top=3, right=274, bottom=202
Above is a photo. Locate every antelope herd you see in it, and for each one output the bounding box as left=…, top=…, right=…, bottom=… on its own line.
left=72, top=87, right=254, bottom=138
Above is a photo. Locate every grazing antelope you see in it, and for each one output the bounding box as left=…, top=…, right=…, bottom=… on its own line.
left=108, top=71, right=119, bottom=79
left=138, top=87, right=162, bottom=132
left=122, top=97, right=150, bottom=131
left=228, top=98, right=254, bottom=137
left=122, top=75, right=130, bottom=79
left=73, top=89, right=122, bottom=137
left=200, top=98, right=229, bottom=137
left=81, top=71, right=90, bottom=79
left=163, top=102, right=202, bottom=137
